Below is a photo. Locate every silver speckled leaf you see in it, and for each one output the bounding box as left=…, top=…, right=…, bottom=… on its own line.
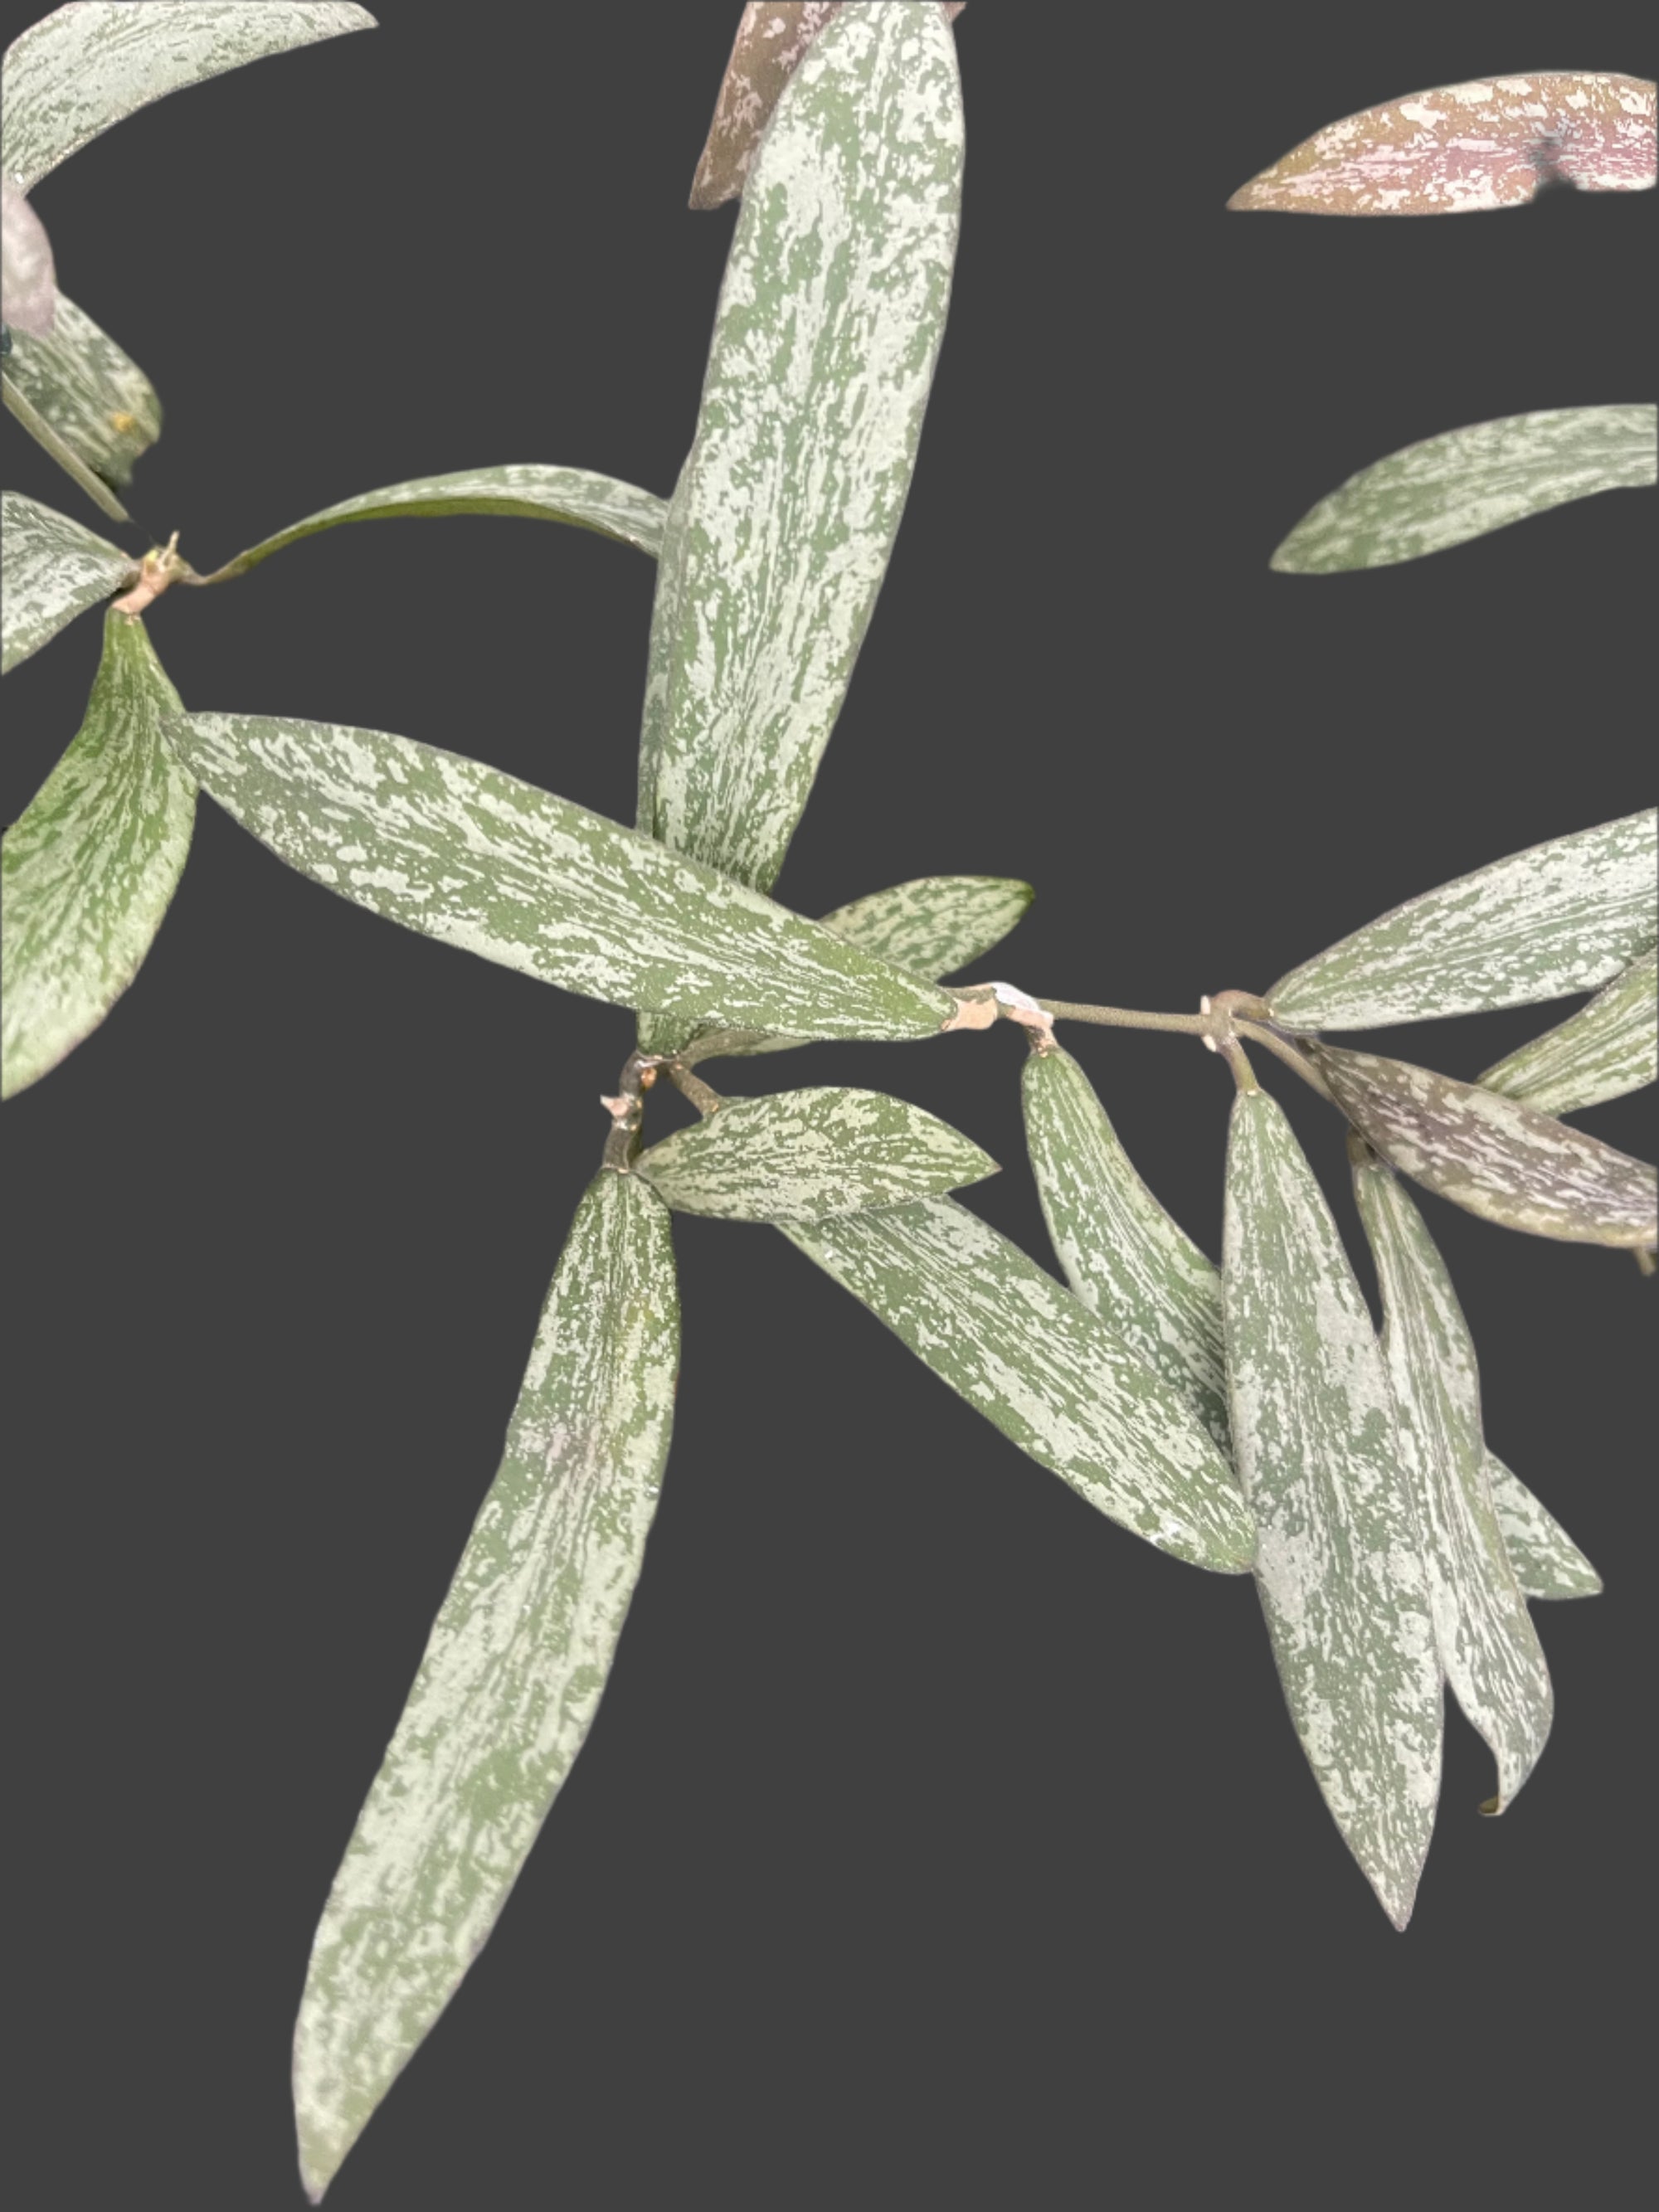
left=216, top=464, right=667, bottom=578
left=1270, top=809, right=1658, bottom=1032
left=166, top=712, right=956, bottom=1044
left=2, top=294, right=162, bottom=500
left=1229, top=71, right=1657, bottom=214
left=1486, top=1456, right=1603, bottom=1602
left=2, top=2, right=376, bottom=192
left=293, top=1170, right=678, bottom=2205
left=1353, top=1152, right=1551, bottom=1811
left=1479, top=949, right=1658, bottom=1116
left=1, top=177, right=56, bottom=335
left=2, top=489, right=135, bottom=673
left=1223, top=1088, right=1442, bottom=1928
left=786, top=1196, right=1254, bottom=1573
left=1270, top=406, right=1657, bottom=572
left=1311, top=1044, right=1657, bottom=1250
left=636, top=1085, right=995, bottom=1221
left=645, top=2, right=962, bottom=894
left=3, top=368, right=129, bottom=522
left=1022, top=1046, right=1229, bottom=1451
left=2, top=608, right=194, bottom=1097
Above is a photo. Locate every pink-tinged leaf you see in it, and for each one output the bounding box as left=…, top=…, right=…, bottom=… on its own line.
left=1228, top=72, right=1657, bottom=215
left=688, top=1, right=966, bottom=210
left=1, top=178, right=56, bottom=338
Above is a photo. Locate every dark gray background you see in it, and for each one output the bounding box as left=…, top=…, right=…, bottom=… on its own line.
left=4, top=5, right=1653, bottom=2206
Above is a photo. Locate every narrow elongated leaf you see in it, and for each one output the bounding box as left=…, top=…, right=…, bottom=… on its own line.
left=294, top=1171, right=678, bottom=2205
left=1022, top=1046, right=1229, bottom=1451
left=1479, top=950, right=1658, bottom=1115
left=1228, top=72, right=1657, bottom=214
left=1311, top=1044, right=1657, bottom=1250
left=3, top=370, right=132, bottom=523
left=2, top=609, right=194, bottom=1096
left=645, top=2, right=962, bottom=894
left=637, top=1086, right=995, bottom=1221
left=1353, top=1152, right=1551, bottom=1810
left=1271, top=406, right=1657, bottom=572
left=1486, top=1456, right=1603, bottom=1602
left=212, top=464, right=667, bottom=579
left=1223, top=1088, right=1441, bottom=1927
left=786, top=1196, right=1254, bottom=1573
left=1, top=489, right=136, bottom=673
left=1270, top=809, right=1658, bottom=1032
left=167, top=712, right=956, bottom=1043
left=3, top=293, right=162, bottom=497
left=2, top=2, right=377, bottom=193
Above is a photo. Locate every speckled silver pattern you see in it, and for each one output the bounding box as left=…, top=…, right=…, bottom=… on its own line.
left=1479, top=949, right=1658, bottom=1116
left=1486, top=1456, right=1603, bottom=1602
left=1, top=487, right=135, bottom=672
left=2, top=293, right=161, bottom=495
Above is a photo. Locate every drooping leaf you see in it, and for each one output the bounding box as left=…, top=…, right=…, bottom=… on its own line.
left=2, top=293, right=162, bottom=499
left=3, top=370, right=132, bottom=523
left=210, top=464, right=667, bottom=580
left=644, top=2, right=962, bottom=894
left=1228, top=71, right=1657, bottom=215
left=786, top=1195, right=1254, bottom=1573
left=1270, top=809, right=1658, bottom=1032
left=1270, top=406, right=1657, bottom=573
left=2, top=609, right=194, bottom=1097
left=1478, top=950, right=1658, bottom=1116
left=293, top=1171, right=678, bottom=2205
left=1311, top=1044, right=1657, bottom=1251
left=1486, top=1456, right=1603, bottom=1602
left=1, top=177, right=56, bottom=336
left=688, top=2, right=967, bottom=210
left=1352, top=1150, right=1551, bottom=1811
left=636, top=1086, right=995, bottom=1222
left=2, top=1, right=377, bottom=193
left=1222, top=1087, right=1442, bottom=1928
left=1, top=489, right=136, bottom=673
left=166, top=712, right=956, bottom=1043
left=1022, top=1045, right=1229, bottom=1451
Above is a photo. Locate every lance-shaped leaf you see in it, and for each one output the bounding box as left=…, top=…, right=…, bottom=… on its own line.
left=1486, top=1456, right=1603, bottom=1602
left=2, top=2, right=377, bottom=193
left=1022, top=1046, right=1229, bottom=1451
left=645, top=2, right=962, bottom=894
left=1270, top=809, right=1658, bottom=1032
left=166, top=712, right=956, bottom=1043
left=786, top=1196, right=1253, bottom=1573
left=688, top=1, right=967, bottom=210
left=1224, top=1089, right=1442, bottom=1925
left=293, top=1170, right=678, bottom=2204
left=1352, top=1150, right=1551, bottom=1811
left=1271, top=406, right=1657, bottom=573
left=2, top=609, right=195, bottom=1097
left=1228, top=71, right=1657, bottom=214
left=1311, top=1044, right=1657, bottom=1250
left=2, top=489, right=136, bottom=673
left=208, top=464, right=667, bottom=580
left=3, top=371, right=130, bottom=523
left=637, top=1086, right=995, bottom=1222
left=1478, top=950, right=1658, bottom=1116
left=3, top=294, right=162, bottom=502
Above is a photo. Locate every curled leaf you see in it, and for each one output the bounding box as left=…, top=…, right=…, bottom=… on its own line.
left=1486, top=1456, right=1603, bottom=1602
left=2, top=292, right=163, bottom=500
left=1479, top=949, right=1658, bottom=1116
left=1, top=489, right=137, bottom=673
left=1, top=177, right=56, bottom=338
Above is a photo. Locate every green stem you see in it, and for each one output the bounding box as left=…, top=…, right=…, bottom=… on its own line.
left=667, top=1062, right=725, bottom=1117
left=1037, top=999, right=1210, bottom=1038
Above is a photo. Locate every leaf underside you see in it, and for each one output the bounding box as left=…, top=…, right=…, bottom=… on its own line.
left=2, top=293, right=162, bottom=498
left=1, top=489, right=136, bottom=673
left=1478, top=948, right=1658, bottom=1115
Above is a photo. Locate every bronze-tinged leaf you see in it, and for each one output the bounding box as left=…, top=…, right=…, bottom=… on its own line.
left=1311, top=1045, right=1658, bottom=1251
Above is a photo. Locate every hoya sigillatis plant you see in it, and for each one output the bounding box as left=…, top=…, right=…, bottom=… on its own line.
left=2, top=6, right=1655, bottom=2200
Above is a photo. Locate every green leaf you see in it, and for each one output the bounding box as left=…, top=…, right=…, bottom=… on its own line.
left=3, top=369, right=133, bottom=523
left=2, top=293, right=162, bottom=499
left=1, top=489, right=136, bottom=673
left=2, top=1, right=377, bottom=192
left=2, top=609, right=195, bottom=1097
left=211, top=464, right=667, bottom=579
left=786, top=1196, right=1254, bottom=1573
left=1486, top=1456, right=1603, bottom=1602
left=1270, top=405, right=1657, bottom=572
left=636, top=1086, right=995, bottom=1221
left=293, top=1170, right=678, bottom=2205
left=166, top=711, right=956, bottom=1043
left=643, top=2, right=963, bottom=894
left=1311, top=1044, right=1657, bottom=1250
left=1270, top=808, right=1658, bottom=1032
left=1352, top=1150, right=1551, bottom=1811
left=1223, top=1087, right=1441, bottom=1928
left=1478, top=949, right=1658, bottom=1116
left=1021, top=1045, right=1229, bottom=1451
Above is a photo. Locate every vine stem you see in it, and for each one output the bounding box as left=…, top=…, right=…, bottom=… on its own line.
left=1030, top=995, right=1335, bottom=1106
